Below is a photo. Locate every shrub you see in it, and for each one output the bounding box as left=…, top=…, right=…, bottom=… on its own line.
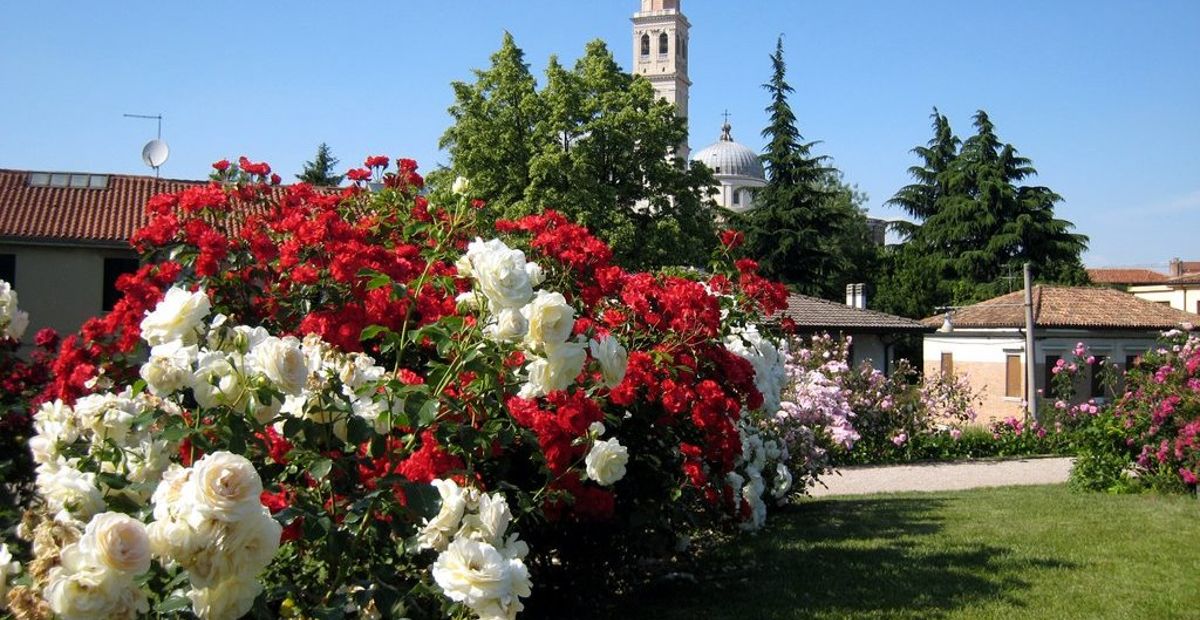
left=4, top=157, right=804, bottom=619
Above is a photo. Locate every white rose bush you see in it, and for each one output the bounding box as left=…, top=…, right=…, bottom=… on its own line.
left=3, top=158, right=818, bottom=618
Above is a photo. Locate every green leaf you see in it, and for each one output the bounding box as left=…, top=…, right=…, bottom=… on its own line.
left=97, top=472, right=129, bottom=490
left=310, top=458, right=333, bottom=480
left=360, top=324, right=390, bottom=342
left=156, top=595, right=192, bottom=613
left=159, top=425, right=190, bottom=442
left=417, top=400, right=439, bottom=427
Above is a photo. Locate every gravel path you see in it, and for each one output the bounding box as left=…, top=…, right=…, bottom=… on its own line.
left=808, top=457, right=1074, bottom=497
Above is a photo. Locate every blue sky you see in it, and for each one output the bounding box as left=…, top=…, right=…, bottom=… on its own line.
left=2, top=1, right=1196, bottom=268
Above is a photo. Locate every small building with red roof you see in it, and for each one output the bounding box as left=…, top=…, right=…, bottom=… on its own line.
left=921, top=286, right=1196, bottom=423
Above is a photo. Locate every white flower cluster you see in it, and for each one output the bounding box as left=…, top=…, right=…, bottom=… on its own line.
left=30, top=392, right=173, bottom=523
left=0, top=543, right=19, bottom=610
left=44, top=512, right=151, bottom=620
left=0, top=280, right=29, bottom=340
left=457, top=238, right=627, bottom=399
left=725, top=324, right=788, bottom=415
left=421, top=479, right=533, bottom=620
left=147, top=452, right=281, bottom=620
left=139, top=286, right=394, bottom=439
left=727, top=422, right=792, bottom=532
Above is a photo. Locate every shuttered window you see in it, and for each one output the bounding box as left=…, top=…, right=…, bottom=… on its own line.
left=1005, top=355, right=1022, bottom=398
left=940, top=352, right=953, bottom=378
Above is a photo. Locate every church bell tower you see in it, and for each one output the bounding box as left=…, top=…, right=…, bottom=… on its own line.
left=632, top=0, right=691, bottom=159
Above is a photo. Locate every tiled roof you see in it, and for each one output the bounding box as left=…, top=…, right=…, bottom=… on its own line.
left=1086, top=268, right=1167, bottom=285
left=0, top=169, right=208, bottom=246
left=921, top=286, right=1197, bottom=330
left=1168, top=272, right=1200, bottom=285
left=775, top=293, right=931, bottom=332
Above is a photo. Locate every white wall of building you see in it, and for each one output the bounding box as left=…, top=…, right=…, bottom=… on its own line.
left=1129, top=284, right=1200, bottom=315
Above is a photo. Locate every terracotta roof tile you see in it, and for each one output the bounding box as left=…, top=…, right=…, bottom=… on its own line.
left=775, top=294, right=931, bottom=332
left=0, top=169, right=210, bottom=246
left=921, top=286, right=1197, bottom=330
left=1168, top=273, right=1200, bottom=285
left=1086, top=268, right=1168, bottom=285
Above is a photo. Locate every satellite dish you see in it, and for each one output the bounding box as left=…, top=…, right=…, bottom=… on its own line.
left=142, top=139, right=170, bottom=169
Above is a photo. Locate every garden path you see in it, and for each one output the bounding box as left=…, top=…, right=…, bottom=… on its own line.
left=809, top=457, right=1074, bottom=496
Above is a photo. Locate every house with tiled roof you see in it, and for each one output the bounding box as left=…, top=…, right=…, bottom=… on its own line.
left=1125, top=258, right=1200, bottom=315
left=921, top=286, right=1196, bottom=423
left=0, top=168, right=207, bottom=339
left=774, top=285, right=932, bottom=374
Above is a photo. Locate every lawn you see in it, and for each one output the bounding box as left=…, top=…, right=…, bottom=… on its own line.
left=607, top=485, right=1200, bottom=620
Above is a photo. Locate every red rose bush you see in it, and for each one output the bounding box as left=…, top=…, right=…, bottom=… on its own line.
left=6, top=156, right=812, bottom=619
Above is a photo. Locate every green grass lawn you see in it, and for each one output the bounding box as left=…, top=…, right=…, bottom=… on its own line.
left=610, top=485, right=1200, bottom=620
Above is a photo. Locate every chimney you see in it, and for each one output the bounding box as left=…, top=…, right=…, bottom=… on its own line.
left=845, top=283, right=867, bottom=309
left=1170, top=257, right=1183, bottom=277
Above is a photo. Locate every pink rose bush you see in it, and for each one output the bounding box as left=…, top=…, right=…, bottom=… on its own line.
left=2, top=156, right=811, bottom=618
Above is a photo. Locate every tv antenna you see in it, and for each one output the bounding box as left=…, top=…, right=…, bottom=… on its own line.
left=124, top=113, right=169, bottom=178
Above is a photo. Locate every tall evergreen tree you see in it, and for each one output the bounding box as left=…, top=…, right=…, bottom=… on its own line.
left=442, top=36, right=717, bottom=269
left=735, top=37, right=871, bottom=299
left=875, top=110, right=1089, bottom=316
left=296, top=143, right=344, bottom=186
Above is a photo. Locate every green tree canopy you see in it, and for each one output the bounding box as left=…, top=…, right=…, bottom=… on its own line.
left=441, top=35, right=717, bottom=270
left=296, top=142, right=344, bottom=186
left=733, top=38, right=876, bottom=299
left=875, top=109, right=1089, bottom=317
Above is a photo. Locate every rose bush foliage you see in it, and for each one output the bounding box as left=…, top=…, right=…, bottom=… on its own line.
left=5, top=157, right=808, bottom=619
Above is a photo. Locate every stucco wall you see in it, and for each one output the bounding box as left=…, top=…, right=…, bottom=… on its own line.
left=1130, top=285, right=1200, bottom=314
left=0, top=243, right=135, bottom=346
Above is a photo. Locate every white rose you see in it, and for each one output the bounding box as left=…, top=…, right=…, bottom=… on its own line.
left=452, top=175, right=471, bottom=195
left=339, top=352, right=385, bottom=391
left=521, top=291, right=574, bottom=350
left=251, top=335, right=309, bottom=395
left=584, top=438, right=629, bottom=486
left=524, top=261, right=545, bottom=287
left=210, top=511, right=281, bottom=578
left=456, top=492, right=512, bottom=547
left=45, top=566, right=148, bottom=620
left=772, top=462, right=794, bottom=499
left=140, top=341, right=196, bottom=396
left=588, top=336, right=628, bottom=388
left=37, top=464, right=105, bottom=523
left=418, top=479, right=468, bottom=552
left=0, top=543, right=20, bottom=607
left=73, top=391, right=140, bottom=446
left=231, top=324, right=271, bottom=353
left=0, top=281, right=28, bottom=341
left=184, top=452, right=264, bottom=523
left=467, top=238, right=534, bottom=310
left=188, top=578, right=263, bottom=620
left=76, top=512, right=151, bottom=575
left=140, top=286, right=211, bottom=346
left=432, top=538, right=530, bottom=612
left=518, top=342, right=586, bottom=399
left=483, top=308, right=528, bottom=343
left=191, top=350, right=244, bottom=411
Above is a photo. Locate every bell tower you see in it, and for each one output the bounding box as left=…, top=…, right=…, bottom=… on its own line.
left=632, top=0, right=691, bottom=159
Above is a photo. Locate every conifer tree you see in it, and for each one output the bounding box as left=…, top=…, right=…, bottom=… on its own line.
left=736, top=38, right=871, bottom=299
left=296, top=143, right=344, bottom=186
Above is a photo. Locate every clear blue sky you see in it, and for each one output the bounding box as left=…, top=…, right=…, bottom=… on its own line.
left=2, top=1, right=1197, bottom=268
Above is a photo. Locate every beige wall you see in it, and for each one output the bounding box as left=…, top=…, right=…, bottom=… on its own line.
left=1130, top=285, right=1200, bottom=314
left=923, top=358, right=1025, bottom=424
left=0, top=242, right=135, bottom=346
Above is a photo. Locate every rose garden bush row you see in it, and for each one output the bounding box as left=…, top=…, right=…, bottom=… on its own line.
left=0, top=156, right=818, bottom=620
left=0, top=155, right=1194, bottom=620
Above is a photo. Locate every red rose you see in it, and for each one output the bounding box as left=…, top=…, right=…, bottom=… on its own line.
left=212, top=159, right=230, bottom=172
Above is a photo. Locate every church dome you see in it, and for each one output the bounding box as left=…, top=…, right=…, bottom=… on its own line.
left=691, top=122, right=764, bottom=180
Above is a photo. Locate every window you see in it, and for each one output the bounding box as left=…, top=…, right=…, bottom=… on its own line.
left=659, top=32, right=669, bottom=55
left=102, top=257, right=140, bottom=311
left=940, top=352, right=953, bottom=378
left=640, top=34, right=650, bottom=56
left=0, top=254, right=13, bottom=287
left=1005, top=354, right=1022, bottom=398
left=1044, top=355, right=1061, bottom=395
left=1090, top=355, right=1108, bottom=398
left=27, top=172, right=108, bottom=189
left=732, top=190, right=740, bottom=206
left=1156, top=301, right=1171, bottom=306
left=1125, top=354, right=1142, bottom=373
left=1195, top=300, right=1199, bottom=314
